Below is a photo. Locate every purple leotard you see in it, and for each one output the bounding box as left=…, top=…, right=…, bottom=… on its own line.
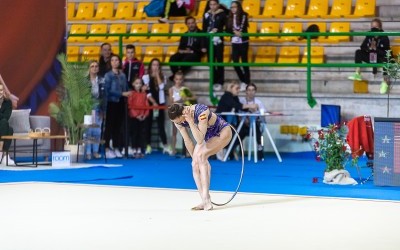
left=179, top=104, right=229, bottom=142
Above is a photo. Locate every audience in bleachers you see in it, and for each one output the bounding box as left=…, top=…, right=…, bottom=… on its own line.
left=98, top=43, right=115, bottom=77
left=168, top=16, right=206, bottom=81
left=123, top=44, right=145, bottom=88
left=158, top=0, right=192, bottom=23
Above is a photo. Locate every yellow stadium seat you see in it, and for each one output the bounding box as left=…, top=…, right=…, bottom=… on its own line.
left=280, top=22, right=302, bottom=42
left=242, top=0, right=260, bottom=18
left=143, top=46, right=164, bottom=63
left=75, top=3, right=94, bottom=20
left=248, top=22, right=258, bottom=42
left=113, top=2, right=135, bottom=20
left=164, top=46, right=178, bottom=62
left=124, top=24, right=149, bottom=43
left=391, top=46, right=400, bottom=57
left=86, top=24, right=108, bottom=43
left=254, top=46, right=277, bottom=63
left=67, top=2, right=75, bottom=20
left=327, top=0, right=351, bottom=18
left=260, top=0, right=283, bottom=18
left=148, top=23, right=170, bottom=43
left=284, top=0, right=306, bottom=18
left=301, top=47, right=324, bottom=64
left=67, top=46, right=80, bottom=62
left=112, top=46, right=122, bottom=57
left=277, top=46, right=300, bottom=63
left=106, top=24, right=127, bottom=43
left=137, top=1, right=159, bottom=21
left=306, top=22, right=327, bottom=42
left=67, top=24, right=88, bottom=43
left=324, top=22, right=351, bottom=42
left=135, top=46, right=143, bottom=61
left=195, top=1, right=207, bottom=19
left=169, top=23, right=187, bottom=43
left=353, top=0, right=376, bottom=17
left=93, top=2, right=114, bottom=20
left=82, top=46, right=100, bottom=61
left=304, top=0, right=328, bottom=18
left=257, top=22, right=280, bottom=42
left=224, top=46, right=231, bottom=63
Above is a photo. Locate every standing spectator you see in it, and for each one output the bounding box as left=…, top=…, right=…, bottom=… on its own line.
left=348, top=18, right=391, bottom=94
left=104, top=55, right=130, bottom=159
left=203, top=0, right=226, bottom=91
left=98, top=43, right=115, bottom=77
left=123, top=44, right=145, bottom=88
left=226, top=1, right=250, bottom=91
left=128, top=77, right=158, bottom=158
left=0, top=82, right=13, bottom=164
left=85, top=60, right=105, bottom=160
left=142, top=58, right=172, bottom=155
left=169, top=16, right=206, bottom=80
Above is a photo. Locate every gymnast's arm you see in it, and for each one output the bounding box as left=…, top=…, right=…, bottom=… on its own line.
left=187, top=110, right=208, bottom=145
left=175, top=123, right=195, bottom=157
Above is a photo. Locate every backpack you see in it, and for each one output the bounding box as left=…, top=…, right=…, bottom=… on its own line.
left=128, top=92, right=150, bottom=118
left=299, top=24, right=320, bottom=40
left=144, top=0, right=166, bottom=17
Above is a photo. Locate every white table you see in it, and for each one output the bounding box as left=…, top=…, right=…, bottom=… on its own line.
left=220, top=112, right=283, bottom=163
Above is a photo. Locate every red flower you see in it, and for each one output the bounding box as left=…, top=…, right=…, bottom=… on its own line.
left=316, top=155, right=321, bottom=161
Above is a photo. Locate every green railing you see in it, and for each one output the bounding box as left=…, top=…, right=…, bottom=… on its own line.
left=69, top=31, right=400, bottom=107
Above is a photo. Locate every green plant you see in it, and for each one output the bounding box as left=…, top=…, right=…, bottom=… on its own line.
left=313, top=124, right=355, bottom=172
left=48, top=54, right=95, bottom=144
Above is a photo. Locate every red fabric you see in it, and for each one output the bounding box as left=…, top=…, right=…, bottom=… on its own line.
left=346, top=116, right=374, bottom=159
left=128, top=91, right=150, bottom=118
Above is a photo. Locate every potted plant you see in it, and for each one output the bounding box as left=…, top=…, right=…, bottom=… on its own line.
left=49, top=54, right=95, bottom=146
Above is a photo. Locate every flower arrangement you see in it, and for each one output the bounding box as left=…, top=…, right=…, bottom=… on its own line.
left=312, top=124, right=354, bottom=172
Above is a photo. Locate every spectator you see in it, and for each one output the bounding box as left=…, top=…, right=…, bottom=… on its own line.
left=128, top=77, right=158, bottom=158
left=104, top=55, right=130, bottom=159
left=123, top=44, right=145, bottom=88
left=0, top=74, right=19, bottom=109
left=85, top=60, right=105, bottom=160
left=226, top=1, right=250, bottom=91
left=142, top=58, right=172, bottom=155
left=202, top=0, right=227, bottom=91
left=348, top=18, right=391, bottom=94
left=0, top=82, right=13, bottom=164
left=169, top=16, right=206, bottom=81
left=98, top=43, right=115, bottom=77
left=158, top=0, right=193, bottom=23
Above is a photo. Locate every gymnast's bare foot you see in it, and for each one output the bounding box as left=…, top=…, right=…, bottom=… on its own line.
left=203, top=200, right=213, bottom=211
left=191, top=204, right=204, bottom=211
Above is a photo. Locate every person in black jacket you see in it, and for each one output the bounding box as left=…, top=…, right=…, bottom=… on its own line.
left=169, top=16, right=206, bottom=80
left=0, top=82, right=13, bottom=163
left=348, top=18, right=391, bottom=94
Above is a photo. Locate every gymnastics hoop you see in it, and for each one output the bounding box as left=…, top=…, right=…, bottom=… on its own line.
left=211, top=124, right=245, bottom=207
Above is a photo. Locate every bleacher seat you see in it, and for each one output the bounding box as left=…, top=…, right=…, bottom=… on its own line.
left=257, top=22, right=280, bottom=42
left=391, top=46, right=400, bottom=58
left=306, top=22, right=327, bottom=42
left=124, top=24, right=149, bottom=43
left=353, top=0, right=376, bottom=17
left=82, top=46, right=100, bottom=61
left=92, top=2, right=114, bottom=20
left=148, top=23, right=170, bottom=43
left=327, top=0, right=351, bottom=18
left=67, top=2, right=75, bottom=20
left=254, top=46, right=277, bottom=63
left=284, top=0, right=306, bottom=18
left=74, top=3, right=94, bottom=20
left=169, top=23, right=187, bottom=43
left=143, top=46, right=164, bottom=63
left=164, top=46, right=178, bottom=62
left=224, top=46, right=232, bottom=63
left=280, top=22, right=302, bottom=42
left=242, top=0, right=260, bottom=18
left=137, top=1, right=159, bottom=21
left=248, top=22, right=258, bottom=42
left=67, top=46, right=80, bottom=62
left=195, top=1, right=207, bottom=19
left=113, top=2, right=135, bottom=20
left=134, top=46, right=143, bottom=61
left=325, top=22, right=351, bottom=42
left=67, top=24, right=88, bottom=43
left=277, top=46, right=300, bottom=63
left=304, top=0, right=328, bottom=18
left=86, top=24, right=108, bottom=43
left=106, top=24, right=127, bottom=43
left=301, top=47, right=325, bottom=64
left=260, top=0, right=283, bottom=18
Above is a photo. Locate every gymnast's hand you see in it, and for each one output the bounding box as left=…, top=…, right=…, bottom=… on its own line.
left=183, top=109, right=195, bottom=124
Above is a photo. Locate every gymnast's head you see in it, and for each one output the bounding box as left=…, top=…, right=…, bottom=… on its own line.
left=168, top=103, right=186, bottom=123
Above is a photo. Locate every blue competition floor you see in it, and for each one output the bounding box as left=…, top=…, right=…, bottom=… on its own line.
left=1, top=152, right=399, bottom=201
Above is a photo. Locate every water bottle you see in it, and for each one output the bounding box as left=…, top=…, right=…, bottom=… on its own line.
left=153, top=108, right=159, bottom=118
left=369, top=52, right=377, bottom=63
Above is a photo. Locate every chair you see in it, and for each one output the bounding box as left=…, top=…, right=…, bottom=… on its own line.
left=67, top=2, right=75, bottom=20
left=106, top=24, right=127, bottom=43
left=93, top=2, right=114, bottom=20
left=136, top=1, right=159, bottom=21
left=113, top=2, right=135, bottom=20
left=277, top=46, right=300, bottom=63
left=86, top=24, right=108, bottom=43
left=279, top=22, right=303, bottom=42
left=82, top=46, right=100, bottom=61
left=304, top=0, right=328, bottom=18
left=74, top=3, right=94, bottom=20
left=67, top=46, right=80, bottom=62
left=224, top=46, right=232, bottom=63
left=67, top=24, right=88, bottom=43
left=391, top=46, right=400, bottom=57
left=353, top=0, right=376, bottom=17
left=325, top=22, right=351, bottom=42
left=195, top=1, right=207, bottom=19
left=135, top=46, right=143, bottom=61
left=242, top=0, right=261, bottom=18
left=148, top=23, right=170, bottom=43
left=257, top=22, right=280, bottom=42
left=305, top=22, right=327, bottom=42
left=142, top=46, right=164, bottom=63
left=301, top=46, right=324, bottom=64
left=254, top=46, right=277, bottom=63
left=169, top=23, right=187, bottom=43
left=327, top=0, right=351, bottom=18
left=284, top=0, right=306, bottom=18
left=123, top=24, right=149, bottom=43
left=260, top=0, right=283, bottom=18
left=164, top=46, right=178, bottom=62
left=248, top=22, right=258, bottom=42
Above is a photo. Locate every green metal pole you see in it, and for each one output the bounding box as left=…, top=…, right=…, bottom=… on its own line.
left=306, top=34, right=317, bottom=108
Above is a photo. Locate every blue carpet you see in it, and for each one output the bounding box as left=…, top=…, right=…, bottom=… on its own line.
left=1, top=152, right=399, bottom=201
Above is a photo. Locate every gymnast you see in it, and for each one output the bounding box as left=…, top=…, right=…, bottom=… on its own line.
left=168, top=103, right=232, bottom=211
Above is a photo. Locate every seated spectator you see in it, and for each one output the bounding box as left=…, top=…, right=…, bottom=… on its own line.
left=159, top=0, right=195, bottom=23
left=169, top=16, right=206, bottom=81
left=0, top=73, right=18, bottom=109
left=348, top=18, right=391, bottom=94
left=123, top=44, right=145, bottom=88
left=0, top=82, right=14, bottom=164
